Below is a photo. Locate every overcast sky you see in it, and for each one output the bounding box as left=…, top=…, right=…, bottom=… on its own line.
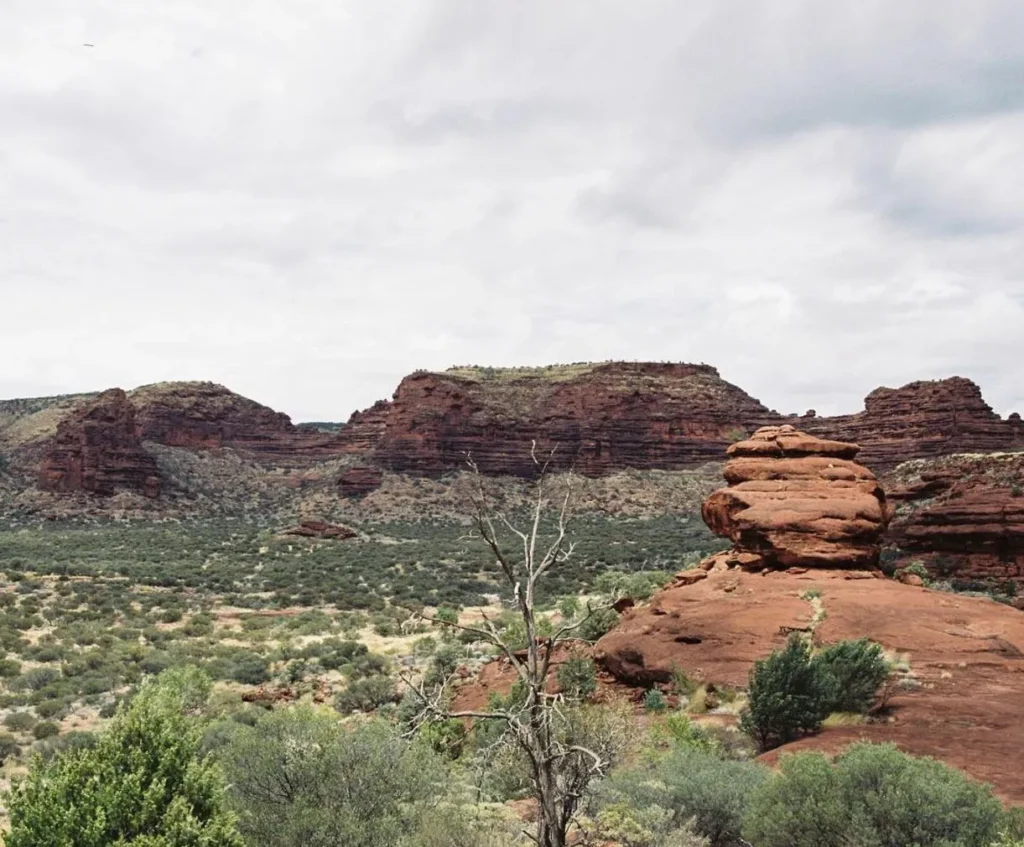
left=2, top=1, right=1022, bottom=421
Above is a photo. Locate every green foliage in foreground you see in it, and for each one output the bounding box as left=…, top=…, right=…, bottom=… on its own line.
left=742, top=742, right=1006, bottom=847
left=599, top=744, right=768, bottom=847
left=214, top=708, right=449, bottom=847
left=4, top=667, right=241, bottom=847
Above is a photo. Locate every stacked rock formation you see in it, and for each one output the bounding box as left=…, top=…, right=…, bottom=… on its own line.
left=38, top=389, right=162, bottom=498
left=701, top=425, right=889, bottom=570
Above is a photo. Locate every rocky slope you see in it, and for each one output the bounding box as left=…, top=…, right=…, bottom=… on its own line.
left=594, top=566, right=1024, bottom=801
left=884, top=452, right=1024, bottom=590
left=701, top=425, right=889, bottom=570
left=36, top=389, right=162, bottom=498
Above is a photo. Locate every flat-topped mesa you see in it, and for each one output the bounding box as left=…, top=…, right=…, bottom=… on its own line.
left=37, top=389, right=162, bottom=498
left=372, top=361, right=776, bottom=477
left=702, top=425, right=888, bottom=570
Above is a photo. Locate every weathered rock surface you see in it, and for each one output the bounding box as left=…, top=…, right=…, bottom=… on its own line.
left=372, top=363, right=776, bottom=477
left=130, top=382, right=347, bottom=463
left=803, top=377, right=1024, bottom=473
left=278, top=520, right=357, bottom=540
left=337, top=466, right=384, bottom=497
left=885, top=452, right=1024, bottom=587
left=701, top=425, right=889, bottom=570
left=351, top=368, right=1021, bottom=478
left=594, top=567, right=1024, bottom=801
left=335, top=400, right=392, bottom=454
left=37, top=389, right=162, bottom=497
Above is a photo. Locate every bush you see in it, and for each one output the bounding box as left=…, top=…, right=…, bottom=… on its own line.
left=0, top=731, right=21, bottom=763
left=334, top=675, right=398, bottom=714
left=742, top=742, right=1004, bottom=847
left=814, top=638, right=889, bottom=714
left=557, top=654, right=597, bottom=702
left=16, top=667, right=61, bottom=692
left=0, top=658, right=22, bottom=678
left=739, top=635, right=832, bottom=752
left=643, top=689, right=667, bottom=713
left=229, top=654, right=270, bottom=686
left=600, top=745, right=768, bottom=847
left=3, top=667, right=241, bottom=847
left=31, top=721, right=59, bottom=740
left=3, top=711, right=36, bottom=733
left=219, top=708, right=446, bottom=847
left=577, top=606, right=620, bottom=643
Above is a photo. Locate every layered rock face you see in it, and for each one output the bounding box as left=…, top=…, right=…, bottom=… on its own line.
left=130, top=382, right=345, bottom=463
left=885, top=453, right=1024, bottom=588
left=371, top=363, right=775, bottom=477
left=803, top=377, right=1024, bottom=473
left=335, top=400, right=392, bottom=454
left=38, top=389, right=162, bottom=498
left=337, top=466, right=384, bottom=497
left=701, top=425, right=889, bottom=569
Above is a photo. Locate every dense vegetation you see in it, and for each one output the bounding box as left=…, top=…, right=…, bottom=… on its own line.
left=5, top=669, right=1020, bottom=847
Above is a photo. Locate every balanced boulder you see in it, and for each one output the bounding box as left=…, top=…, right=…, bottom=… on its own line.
left=701, top=424, right=888, bottom=569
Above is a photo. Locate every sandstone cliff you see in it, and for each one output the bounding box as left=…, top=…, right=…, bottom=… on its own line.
left=130, top=382, right=346, bottom=463
left=348, top=368, right=1021, bottom=481
left=37, top=389, right=162, bottom=498
left=803, top=377, right=1024, bottom=472
left=370, top=362, right=774, bottom=477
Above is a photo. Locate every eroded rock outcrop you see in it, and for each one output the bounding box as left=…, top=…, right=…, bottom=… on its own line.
left=593, top=567, right=1024, bottom=801
left=278, top=520, right=357, bottom=540
left=885, top=452, right=1024, bottom=588
left=130, top=382, right=347, bottom=463
left=337, top=466, right=384, bottom=497
left=803, top=377, right=1024, bottom=473
left=372, top=363, right=775, bottom=477
left=38, top=389, right=162, bottom=497
left=701, top=425, right=888, bottom=570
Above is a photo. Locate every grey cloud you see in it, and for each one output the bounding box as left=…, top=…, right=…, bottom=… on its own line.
left=1, top=0, right=1023, bottom=421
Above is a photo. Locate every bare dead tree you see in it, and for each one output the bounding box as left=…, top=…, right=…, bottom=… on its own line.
left=401, top=443, right=625, bottom=847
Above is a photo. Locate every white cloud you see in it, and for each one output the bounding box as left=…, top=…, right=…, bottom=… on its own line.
left=1, top=0, right=1022, bottom=421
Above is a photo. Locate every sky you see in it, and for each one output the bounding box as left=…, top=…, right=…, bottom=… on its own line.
left=2, top=1, right=1022, bottom=422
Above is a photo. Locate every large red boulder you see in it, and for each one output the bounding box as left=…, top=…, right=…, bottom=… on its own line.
left=701, top=425, right=888, bottom=570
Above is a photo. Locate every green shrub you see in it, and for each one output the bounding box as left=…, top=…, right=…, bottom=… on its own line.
left=229, top=654, right=270, bottom=686
left=334, top=675, right=398, bottom=714
left=742, top=742, right=1003, bottom=847
left=15, top=667, right=61, bottom=692
left=739, top=635, right=831, bottom=752
left=31, top=721, right=59, bottom=740
left=3, top=667, right=241, bottom=847
left=3, top=711, right=36, bottom=733
left=644, top=689, right=668, bottom=713
left=219, top=708, right=445, bottom=847
left=577, top=606, right=620, bottom=643
left=0, top=731, right=21, bottom=763
left=814, top=638, right=890, bottom=714
left=600, top=745, right=767, bottom=847
left=0, top=658, right=22, bottom=678
left=557, top=654, right=597, bottom=702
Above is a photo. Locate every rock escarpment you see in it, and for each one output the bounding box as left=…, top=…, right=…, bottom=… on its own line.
left=130, top=382, right=347, bottom=463
left=37, top=389, right=162, bottom=498
left=371, top=363, right=775, bottom=477
left=700, top=425, right=889, bottom=570
left=803, top=377, right=1024, bottom=473
left=885, top=453, right=1024, bottom=590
